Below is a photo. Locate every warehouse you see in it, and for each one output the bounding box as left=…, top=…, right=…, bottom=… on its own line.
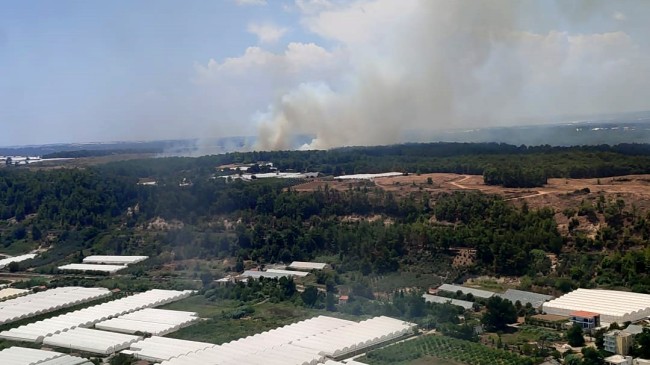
left=0, top=346, right=92, bottom=365
left=82, top=255, right=148, bottom=265
left=542, top=288, right=650, bottom=324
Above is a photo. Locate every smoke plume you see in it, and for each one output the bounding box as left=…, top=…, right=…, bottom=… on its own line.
left=255, top=0, right=650, bottom=150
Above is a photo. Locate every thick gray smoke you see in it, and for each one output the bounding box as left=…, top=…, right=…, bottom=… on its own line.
left=255, top=0, right=650, bottom=150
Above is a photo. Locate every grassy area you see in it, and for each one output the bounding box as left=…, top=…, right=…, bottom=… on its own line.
left=161, top=295, right=364, bottom=344
left=359, top=334, right=534, bottom=365
left=484, top=325, right=561, bottom=348
left=409, top=358, right=466, bottom=365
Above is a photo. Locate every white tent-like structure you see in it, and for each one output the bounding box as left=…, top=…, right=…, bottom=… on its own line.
left=122, top=336, right=217, bottom=362
left=158, top=315, right=416, bottom=365
left=288, top=262, right=328, bottom=271
left=0, top=254, right=37, bottom=270
left=0, top=288, right=30, bottom=302
left=0, top=289, right=193, bottom=343
left=57, top=263, right=128, bottom=274
left=0, top=287, right=110, bottom=325
left=0, top=346, right=92, bottom=365
left=422, top=294, right=473, bottom=310
left=82, top=255, right=148, bottom=265
left=542, top=288, right=650, bottom=324
left=44, top=328, right=141, bottom=355
left=95, top=308, right=199, bottom=335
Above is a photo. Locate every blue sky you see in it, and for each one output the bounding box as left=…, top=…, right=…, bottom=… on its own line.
left=1, top=1, right=649, bottom=148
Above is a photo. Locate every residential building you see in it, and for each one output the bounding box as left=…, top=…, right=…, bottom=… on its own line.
left=605, top=330, right=634, bottom=355
left=569, top=310, right=600, bottom=330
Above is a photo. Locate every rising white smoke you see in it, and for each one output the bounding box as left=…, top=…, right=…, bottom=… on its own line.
left=254, top=0, right=650, bottom=150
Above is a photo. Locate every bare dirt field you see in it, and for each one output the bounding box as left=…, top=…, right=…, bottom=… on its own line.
left=293, top=173, right=650, bottom=221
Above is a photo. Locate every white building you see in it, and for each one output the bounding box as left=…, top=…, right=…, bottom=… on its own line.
left=542, top=288, right=650, bottom=324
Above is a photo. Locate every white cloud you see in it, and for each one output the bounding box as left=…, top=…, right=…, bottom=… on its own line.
left=253, top=0, right=650, bottom=149
left=247, top=23, right=289, bottom=44
left=613, top=11, right=626, bottom=21
left=195, top=42, right=342, bottom=79
left=235, top=0, right=267, bottom=6
left=294, top=0, right=334, bottom=14
left=190, top=0, right=650, bottom=150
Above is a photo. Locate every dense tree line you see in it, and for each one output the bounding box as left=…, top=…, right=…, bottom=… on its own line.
left=3, top=142, right=650, bottom=288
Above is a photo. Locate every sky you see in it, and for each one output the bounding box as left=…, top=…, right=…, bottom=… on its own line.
left=1, top=0, right=649, bottom=148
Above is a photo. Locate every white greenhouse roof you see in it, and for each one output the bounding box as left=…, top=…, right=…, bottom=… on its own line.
left=95, top=308, right=198, bottom=336
left=423, top=294, right=473, bottom=310
left=57, top=263, right=127, bottom=273
left=159, top=315, right=415, bottom=365
left=0, top=288, right=29, bottom=301
left=82, top=255, right=148, bottom=265
left=288, top=262, right=328, bottom=271
left=334, top=172, right=403, bottom=180
left=0, top=346, right=92, bottom=365
left=44, top=328, right=141, bottom=355
left=123, top=336, right=217, bottom=362
left=0, top=289, right=194, bottom=343
left=0, top=287, right=110, bottom=325
left=542, top=288, right=650, bottom=324
left=437, top=284, right=495, bottom=299
left=498, top=289, right=553, bottom=308
left=265, top=269, right=310, bottom=277
left=241, top=270, right=290, bottom=279
left=0, top=254, right=37, bottom=269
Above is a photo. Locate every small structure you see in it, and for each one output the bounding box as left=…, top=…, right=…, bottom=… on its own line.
left=569, top=310, right=601, bottom=330
left=339, top=295, right=349, bottom=305
left=604, top=355, right=633, bottom=365
left=288, top=261, right=328, bottom=271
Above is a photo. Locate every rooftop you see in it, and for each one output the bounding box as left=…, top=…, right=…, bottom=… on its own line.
left=570, top=310, right=600, bottom=318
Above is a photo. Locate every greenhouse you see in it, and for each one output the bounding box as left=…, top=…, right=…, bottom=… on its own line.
left=82, top=255, right=148, bottom=265
left=437, top=284, right=495, bottom=299
left=542, top=288, right=650, bottom=324
left=0, top=346, right=92, bottom=365
left=159, top=315, right=416, bottom=365
left=0, top=254, right=37, bottom=270
left=0, top=288, right=29, bottom=301
left=44, top=328, right=141, bottom=355
left=122, top=336, right=217, bottom=362
left=0, top=289, right=193, bottom=343
left=422, top=294, right=473, bottom=310
left=94, top=308, right=198, bottom=335
left=0, top=287, right=110, bottom=325
left=57, top=263, right=128, bottom=274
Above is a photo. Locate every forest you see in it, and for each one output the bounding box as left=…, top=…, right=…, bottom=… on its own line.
left=2, top=142, right=650, bottom=292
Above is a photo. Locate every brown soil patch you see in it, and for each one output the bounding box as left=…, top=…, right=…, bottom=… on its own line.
left=294, top=173, right=650, bottom=216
